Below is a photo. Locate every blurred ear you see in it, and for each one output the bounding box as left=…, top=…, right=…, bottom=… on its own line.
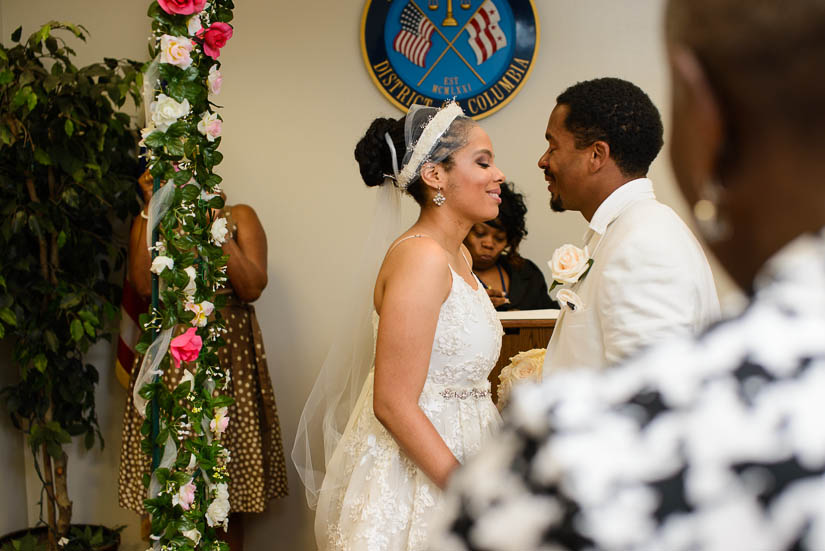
left=668, top=44, right=725, bottom=197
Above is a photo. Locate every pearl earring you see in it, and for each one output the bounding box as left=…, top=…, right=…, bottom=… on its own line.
left=433, top=188, right=446, bottom=206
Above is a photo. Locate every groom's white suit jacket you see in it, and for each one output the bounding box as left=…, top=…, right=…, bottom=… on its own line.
left=543, top=178, right=720, bottom=373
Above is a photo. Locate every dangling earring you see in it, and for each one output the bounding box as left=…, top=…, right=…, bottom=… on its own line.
left=693, top=179, right=730, bottom=243
left=433, top=187, right=446, bottom=206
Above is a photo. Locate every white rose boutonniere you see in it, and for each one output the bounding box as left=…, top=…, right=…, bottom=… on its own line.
left=548, top=243, right=593, bottom=291
left=556, top=288, right=585, bottom=312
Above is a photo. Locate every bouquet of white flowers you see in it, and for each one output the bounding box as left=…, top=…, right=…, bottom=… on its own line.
left=497, top=348, right=546, bottom=410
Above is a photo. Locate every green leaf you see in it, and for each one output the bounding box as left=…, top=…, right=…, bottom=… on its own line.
left=83, top=320, right=95, bottom=337
left=33, top=353, right=47, bottom=373
left=44, top=330, right=58, bottom=352
left=33, top=147, right=51, bottom=165
left=64, top=119, right=74, bottom=137
left=0, top=325, right=4, bottom=339
left=0, top=70, right=12, bottom=85
left=11, top=27, right=22, bottom=43
left=57, top=230, right=67, bottom=248
left=26, top=91, right=37, bottom=111
left=0, top=307, right=17, bottom=326
left=77, top=310, right=99, bottom=325
left=143, top=131, right=165, bottom=148
left=60, top=293, right=81, bottom=309
left=10, top=86, right=31, bottom=111
left=27, top=215, right=41, bottom=237
left=165, top=121, right=187, bottom=139
left=70, top=318, right=84, bottom=342
left=181, top=184, right=200, bottom=202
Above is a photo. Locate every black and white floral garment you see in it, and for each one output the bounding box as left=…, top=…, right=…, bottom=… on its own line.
left=431, top=230, right=825, bottom=551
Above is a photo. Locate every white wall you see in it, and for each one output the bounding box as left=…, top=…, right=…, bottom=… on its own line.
left=0, top=1, right=737, bottom=549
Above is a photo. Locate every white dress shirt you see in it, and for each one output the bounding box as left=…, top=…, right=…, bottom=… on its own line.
left=543, top=178, right=720, bottom=372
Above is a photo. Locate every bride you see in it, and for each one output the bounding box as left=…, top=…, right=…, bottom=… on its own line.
left=294, top=102, right=506, bottom=550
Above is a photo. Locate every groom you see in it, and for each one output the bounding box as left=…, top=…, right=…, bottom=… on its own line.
left=539, top=77, right=719, bottom=372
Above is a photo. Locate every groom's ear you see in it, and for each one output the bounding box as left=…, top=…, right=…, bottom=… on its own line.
left=588, top=141, right=610, bottom=173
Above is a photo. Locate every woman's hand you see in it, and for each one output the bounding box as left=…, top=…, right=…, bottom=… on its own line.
left=138, top=169, right=154, bottom=203
left=485, top=287, right=510, bottom=308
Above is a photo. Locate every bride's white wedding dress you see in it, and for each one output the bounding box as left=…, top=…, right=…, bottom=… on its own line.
left=315, top=262, right=503, bottom=551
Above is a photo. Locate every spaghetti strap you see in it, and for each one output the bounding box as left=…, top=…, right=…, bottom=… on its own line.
left=386, top=233, right=433, bottom=255
left=460, top=249, right=473, bottom=272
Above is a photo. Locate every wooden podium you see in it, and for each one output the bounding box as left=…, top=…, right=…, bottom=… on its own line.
left=488, top=310, right=558, bottom=404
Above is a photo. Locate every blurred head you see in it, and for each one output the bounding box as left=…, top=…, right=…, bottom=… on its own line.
left=538, top=78, right=663, bottom=218
left=665, top=0, right=825, bottom=289
left=464, top=183, right=528, bottom=270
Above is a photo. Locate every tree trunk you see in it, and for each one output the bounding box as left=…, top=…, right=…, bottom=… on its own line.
left=53, top=452, right=72, bottom=538
left=40, top=445, right=58, bottom=551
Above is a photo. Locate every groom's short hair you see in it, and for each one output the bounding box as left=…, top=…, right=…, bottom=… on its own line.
left=557, top=77, right=663, bottom=178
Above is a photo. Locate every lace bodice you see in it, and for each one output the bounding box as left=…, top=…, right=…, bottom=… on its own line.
left=425, top=266, right=503, bottom=387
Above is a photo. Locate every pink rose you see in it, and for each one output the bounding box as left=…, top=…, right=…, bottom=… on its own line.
left=173, top=479, right=197, bottom=511
left=170, top=327, right=202, bottom=368
left=157, top=0, right=206, bottom=15
left=197, top=23, right=234, bottom=59
left=207, top=65, right=222, bottom=95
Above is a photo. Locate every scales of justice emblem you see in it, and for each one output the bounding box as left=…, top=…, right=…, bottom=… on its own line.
left=361, top=0, right=539, bottom=119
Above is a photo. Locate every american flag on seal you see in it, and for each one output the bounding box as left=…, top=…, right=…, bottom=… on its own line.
left=393, top=2, right=436, bottom=68
left=467, top=0, right=507, bottom=65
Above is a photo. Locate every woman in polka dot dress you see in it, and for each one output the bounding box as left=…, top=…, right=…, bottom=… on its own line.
left=118, top=173, right=288, bottom=548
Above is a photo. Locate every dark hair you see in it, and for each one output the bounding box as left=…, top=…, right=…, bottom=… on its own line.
left=556, top=77, right=664, bottom=177
left=353, top=114, right=474, bottom=206
left=486, top=182, right=527, bottom=267
left=667, top=0, right=825, bottom=143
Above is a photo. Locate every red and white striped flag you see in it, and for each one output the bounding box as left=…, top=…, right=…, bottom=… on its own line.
left=115, top=276, right=149, bottom=388
left=393, top=2, right=436, bottom=68
left=467, top=0, right=507, bottom=65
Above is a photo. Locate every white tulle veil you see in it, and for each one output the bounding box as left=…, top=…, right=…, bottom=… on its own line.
left=291, top=102, right=473, bottom=508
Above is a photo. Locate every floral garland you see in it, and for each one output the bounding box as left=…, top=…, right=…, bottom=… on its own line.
left=136, top=1, right=235, bottom=549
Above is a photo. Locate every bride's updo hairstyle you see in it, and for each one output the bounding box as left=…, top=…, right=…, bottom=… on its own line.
left=354, top=103, right=476, bottom=206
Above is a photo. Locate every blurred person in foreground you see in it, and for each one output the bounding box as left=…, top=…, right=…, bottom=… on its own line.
left=430, top=0, right=825, bottom=549
left=464, top=182, right=557, bottom=311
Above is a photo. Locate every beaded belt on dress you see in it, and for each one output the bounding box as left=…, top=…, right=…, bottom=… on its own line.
left=438, top=386, right=491, bottom=400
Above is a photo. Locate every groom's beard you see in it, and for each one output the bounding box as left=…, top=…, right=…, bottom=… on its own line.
left=550, top=193, right=565, bottom=212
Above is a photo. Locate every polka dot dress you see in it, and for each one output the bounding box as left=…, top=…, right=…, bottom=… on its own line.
left=118, top=293, right=289, bottom=513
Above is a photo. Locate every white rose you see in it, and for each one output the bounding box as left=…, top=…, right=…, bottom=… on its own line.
left=557, top=289, right=585, bottom=312
left=159, top=34, right=193, bottom=69
left=211, top=216, right=228, bottom=245
left=150, top=255, right=174, bottom=274
left=187, top=15, right=203, bottom=36
left=509, top=348, right=545, bottom=381
left=150, top=94, right=190, bottom=132
left=182, top=527, right=201, bottom=545
left=206, top=483, right=230, bottom=528
left=183, top=265, right=198, bottom=296
left=549, top=244, right=591, bottom=284
left=497, top=348, right=545, bottom=409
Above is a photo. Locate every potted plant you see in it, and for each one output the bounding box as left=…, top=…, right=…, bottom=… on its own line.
left=0, top=22, right=142, bottom=550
